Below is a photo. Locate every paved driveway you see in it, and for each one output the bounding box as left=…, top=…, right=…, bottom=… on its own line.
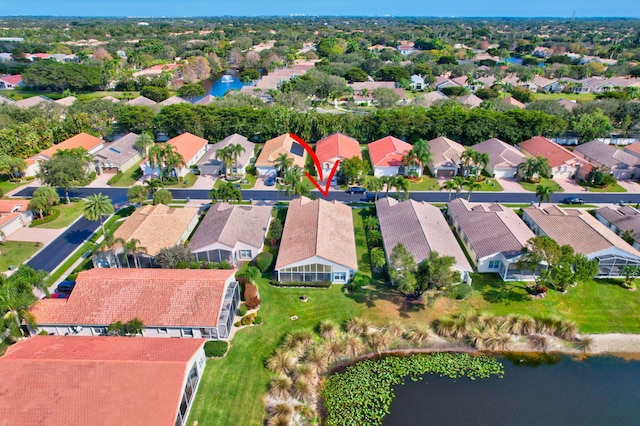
left=5, top=227, right=63, bottom=244
left=495, top=177, right=528, bottom=192
left=554, top=177, right=586, bottom=192
left=616, top=179, right=640, bottom=193
left=191, top=175, right=216, bottom=190
left=85, top=173, right=113, bottom=188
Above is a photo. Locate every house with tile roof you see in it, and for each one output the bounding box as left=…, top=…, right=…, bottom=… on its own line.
left=315, top=133, right=362, bottom=177
left=30, top=268, right=239, bottom=340
left=376, top=198, right=472, bottom=282
left=573, top=140, right=640, bottom=180
left=275, top=197, right=357, bottom=284
left=473, top=138, right=527, bottom=178
left=0, top=199, right=31, bottom=239
left=159, top=95, right=188, bottom=106
left=132, top=63, right=180, bottom=78
left=595, top=205, right=640, bottom=251
left=503, top=96, right=526, bottom=109
left=126, top=95, right=157, bottom=106
left=0, top=336, right=207, bottom=426
left=197, top=133, right=255, bottom=176
left=14, top=95, right=53, bottom=109
left=141, top=132, right=208, bottom=178
left=447, top=198, right=536, bottom=281
left=457, top=93, right=483, bottom=108
left=523, top=205, right=640, bottom=277
left=25, top=132, right=105, bottom=176
left=93, top=132, right=141, bottom=173
left=518, top=136, right=593, bottom=179
left=368, top=136, right=418, bottom=177
left=426, top=136, right=465, bottom=178
left=415, top=90, right=449, bottom=107
left=93, top=204, right=199, bottom=268
left=189, top=202, right=272, bottom=265
left=0, top=73, right=22, bottom=89
left=54, top=95, right=77, bottom=107
left=255, top=133, right=306, bottom=176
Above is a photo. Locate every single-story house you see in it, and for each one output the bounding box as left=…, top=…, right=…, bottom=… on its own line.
left=93, top=204, right=199, bottom=268
left=426, top=136, right=464, bottom=178
left=188, top=202, right=272, bottom=266
left=595, top=205, right=640, bottom=251
left=376, top=197, right=472, bottom=282
left=503, top=96, right=525, bottom=109
left=573, top=140, right=640, bottom=180
left=29, top=268, right=239, bottom=340
left=415, top=90, right=449, bottom=107
left=54, top=96, right=77, bottom=107
left=159, top=96, right=188, bottom=106
left=197, top=133, right=255, bottom=176
left=349, top=81, right=396, bottom=103
left=126, top=96, right=157, bottom=106
left=93, top=132, right=141, bottom=174
left=518, top=136, right=593, bottom=179
left=275, top=197, right=357, bottom=284
left=368, top=136, right=419, bottom=177
left=457, top=93, right=483, bottom=109
left=0, top=200, right=32, bottom=239
left=557, top=99, right=578, bottom=112
left=141, top=132, right=208, bottom=178
left=26, top=132, right=105, bottom=177
left=473, top=138, right=527, bottom=178
left=254, top=133, right=306, bottom=176
left=447, top=198, right=536, bottom=281
left=410, top=75, right=425, bottom=91
left=0, top=74, right=22, bottom=89
left=315, top=133, right=362, bottom=177
left=132, top=63, right=180, bottom=78
left=194, top=94, right=215, bottom=105
left=522, top=205, right=640, bottom=278
left=0, top=94, right=15, bottom=105
left=14, top=95, right=53, bottom=109
left=0, top=336, right=207, bottom=426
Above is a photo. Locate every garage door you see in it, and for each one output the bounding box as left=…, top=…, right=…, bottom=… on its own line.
left=613, top=170, right=633, bottom=180
left=493, top=168, right=517, bottom=178
left=436, top=169, right=455, bottom=178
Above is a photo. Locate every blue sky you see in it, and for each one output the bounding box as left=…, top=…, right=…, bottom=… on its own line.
left=2, top=0, right=639, bottom=17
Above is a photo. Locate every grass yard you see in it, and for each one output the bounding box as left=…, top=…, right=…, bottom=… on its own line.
left=533, top=93, right=596, bottom=102
left=109, top=160, right=144, bottom=187
left=408, top=176, right=441, bottom=191
left=32, top=200, right=86, bottom=229
left=462, top=177, right=503, bottom=192
left=163, top=173, right=197, bottom=188
left=214, top=174, right=257, bottom=189
left=519, top=177, right=565, bottom=193
left=0, top=175, right=32, bottom=195
left=0, top=241, right=42, bottom=271
left=582, top=182, right=628, bottom=193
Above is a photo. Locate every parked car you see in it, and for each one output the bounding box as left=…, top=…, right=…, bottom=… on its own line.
left=346, top=186, right=367, bottom=194
left=561, top=197, right=585, bottom=205
left=50, top=293, right=69, bottom=299
left=362, top=193, right=387, bottom=202
left=56, top=281, right=76, bottom=294
left=265, top=176, right=276, bottom=186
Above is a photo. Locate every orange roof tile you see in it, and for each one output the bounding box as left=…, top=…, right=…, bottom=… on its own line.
left=315, top=133, right=362, bottom=164
left=519, top=136, right=594, bottom=171
left=38, top=133, right=103, bottom=159
left=0, top=336, right=205, bottom=426
left=0, top=199, right=30, bottom=214
left=30, top=268, right=236, bottom=327
left=0, top=212, right=21, bottom=227
left=368, top=136, right=413, bottom=167
left=255, top=133, right=306, bottom=168
left=167, top=132, right=208, bottom=163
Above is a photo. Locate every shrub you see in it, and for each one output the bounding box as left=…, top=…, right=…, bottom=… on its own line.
left=240, top=313, right=256, bottom=326
left=107, top=172, right=122, bottom=185
left=29, top=208, right=61, bottom=227
left=244, top=282, right=258, bottom=300
left=255, top=252, right=274, bottom=272
left=66, top=273, right=78, bottom=281
left=0, top=188, right=3, bottom=198
left=446, top=284, right=472, bottom=300
left=204, top=340, right=229, bottom=357
left=237, top=303, right=248, bottom=316
left=245, top=296, right=261, bottom=309
left=254, top=315, right=263, bottom=325
left=269, top=280, right=332, bottom=288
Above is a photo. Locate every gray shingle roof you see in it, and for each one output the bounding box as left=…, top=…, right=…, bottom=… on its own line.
left=573, top=140, right=640, bottom=170
left=197, top=133, right=255, bottom=169
left=473, top=138, right=526, bottom=169
left=94, top=133, right=140, bottom=166
left=595, top=206, right=640, bottom=246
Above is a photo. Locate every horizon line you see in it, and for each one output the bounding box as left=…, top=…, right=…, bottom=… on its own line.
left=1, top=15, right=639, bottom=19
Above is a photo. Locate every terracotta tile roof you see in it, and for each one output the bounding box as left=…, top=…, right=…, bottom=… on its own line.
left=113, top=204, right=199, bottom=255
left=168, top=132, right=209, bottom=163
left=457, top=93, right=483, bottom=108
left=30, top=268, right=235, bottom=327
left=0, top=336, right=205, bottom=426
left=448, top=198, right=535, bottom=259
left=368, top=136, right=413, bottom=167
left=94, top=132, right=140, bottom=166
left=519, top=136, right=594, bottom=171
left=126, top=95, right=157, bottom=106
left=315, top=133, right=362, bottom=164
left=524, top=206, right=640, bottom=257
left=427, top=136, right=464, bottom=168
left=473, top=138, right=526, bottom=169
left=557, top=99, right=577, bottom=111
left=596, top=206, right=640, bottom=246
left=275, top=197, right=358, bottom=270
left=255, top=133, right=306, bottom=168
left=188, top=202, right=272, bottom=252
left=38, top=133, right=103, bottom=159
left=503, top=96, right=525, bottom=108
left=574, top=140, right=640, bottom=170
left=0, top=212, right=21, bottom=228
left=624, top=142, right=640, bottom=156
left=376, top=198, right=471, bottom=271
left=194, top=94, right=215, bottom=105
left=197, top=133, right=255, bottom=169
left=0, top=200, right=30, bottom=214
left=0, top=74, right=22, bottom=85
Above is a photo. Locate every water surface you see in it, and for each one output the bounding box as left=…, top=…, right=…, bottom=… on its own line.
left=199, top=70, right=247, bottom=97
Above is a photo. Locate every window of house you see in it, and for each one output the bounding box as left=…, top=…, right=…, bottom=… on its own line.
left=333, top=271, right=347, bottom=282
left=92, top=327, right=105, bottom=335
left=158, top=328, right=168, bottom=334
left=239, top=249, right=252, bottom=259
left=182, top=328, right=194, bottom=337
left=488, top=260, right=500, bottom=269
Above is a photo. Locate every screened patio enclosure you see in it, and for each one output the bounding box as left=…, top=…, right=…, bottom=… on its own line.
left=595, top=253, right=640, bottom=278
left=277, top=263, right=332, bottom=282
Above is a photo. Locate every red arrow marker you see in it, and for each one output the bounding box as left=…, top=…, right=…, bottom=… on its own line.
left=289, top=133, right=340, bottom=197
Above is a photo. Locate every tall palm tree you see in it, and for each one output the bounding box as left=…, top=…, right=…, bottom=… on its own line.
left=364, top=176, right=383, bottom=200
left=123, top=238, right=147, bottom=268
left=148, top=144, right=185, bottom=181
left=274, top=153, right=293, bottom=177
left=143, top=178, right=163, bottom=197
left=465, top=177, right=481, bottom=201
left=229, top=143, right=246, bottom=176
left=411, top=139, right=432, bottom=174
left=0, top=282, right=37, bottom=340
left=280, top=166, right=308, bottom=198
left=474, top=152, right=490, bottom=178
left=535, top=184, right=554, bottom=207
left=215, top=146, right=234, bottom=176
left=460, top=147, right=478, bottom=177
left=83, top=193, right=115, bottom=236
left=370, top=247, right=386, bottom=272
left=127, top=185, right=150, bottom=206
left=395, top=176, right=410, bottom=200
left=97, top=232, right=123, bottom=268
left=363, top=216, right=379, bottom=231
left=134, top=133, right=154, bottom=157
left=441, top=179, right=459, bottom=201
left=401, top=149, right=420, bottom=176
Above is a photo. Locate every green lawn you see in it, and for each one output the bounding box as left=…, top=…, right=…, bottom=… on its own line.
left=109, top=160, right=144, bottom=187
left=32, top=200, right=86, bottom=229
left=582, top=182, right=628, bottom=193
left=519, top=177, right=565, bottom=193
left=408, top=176, right=441, bottom=191
left=214, top=174, right=257, bottom=189
left=162, top=173, right=198, bottom=188
left=352, top=207, right=374, bottom=280
left=0, top=176, right=32, bottom=195
left=462, top=177, right=503, bottom=192
left=533, top=93, right=596, bottom=102
left=0, top=241, right=42, bottom=271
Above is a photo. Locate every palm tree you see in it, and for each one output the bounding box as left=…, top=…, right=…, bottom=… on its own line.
left=464, top=177, right=481, bottom=201
left=127, top=185, right=150, bottom=206
left=411, top=139, right=432, bottom=173
left=535, top=184, right=554, bottom=207
left=269, top=375, right=292, bottom=400
left=318, top=319, right=339, bottom=340
left=153, top=188, right=173, bottom=205
left=0, top=281, right=37, bottom=340
left=363, top=216, right=379, bottom=232
left=243, top=265, right=261, bottom=285
left=274, top=153, right=293, bottom=177
left=143, top=178, right=163, bottom=197
left=366, top=229, right=382, bottom=247
left=83, top=193, right=115, bottom=236
left=370, top=247, right=386, bottom=272
left=518, top=156, right=551, bottom=182
left=401, top=149, right=420, bottom=176
left=441, top=179, right=459, bottom=201
left=474, top=152, right=490, bottom=178
left=125, top=317, right=145, bottom=335
left=364, top=176, right=383, bottom=200
left=123, top=238, right=147, bottom=268
left=215, top=146, right=234, bottom=176
left=134, top=133, right=154, bottom=157
left=280, top=166, right=309, bottom=198
left=97, top=232, right=124, bottom=268
left=460, top=147, right=477, bottom=177
left=229, top=143, right=246, bottom=176
left=395, top=176, right=410, bottom=200
left=148, top=144, right=185, bottom=181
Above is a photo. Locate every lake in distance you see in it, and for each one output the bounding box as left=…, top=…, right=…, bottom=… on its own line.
left=384, top=355, right=640, bottom=426
left=199, top=70, right=247, bottom=98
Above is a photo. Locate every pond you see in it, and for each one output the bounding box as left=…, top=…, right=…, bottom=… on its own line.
left=384, top=354, right=640, bottom=426
left=199, top=70, right=248, bottom=98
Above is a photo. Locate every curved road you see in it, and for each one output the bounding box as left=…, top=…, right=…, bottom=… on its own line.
left=15, top=186, right=640, bottom=272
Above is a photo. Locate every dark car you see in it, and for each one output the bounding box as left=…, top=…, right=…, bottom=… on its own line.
left=56, top=281, right=76, bottom=294
left=561, top=197, right=585, bottom=205
left=265, top=176, right=276, bottom=186
left=361, top=193, right=387, bottom=202
left=50, top=293, right=69, bottom=299
left=346, top=186, right=367, bottom=194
